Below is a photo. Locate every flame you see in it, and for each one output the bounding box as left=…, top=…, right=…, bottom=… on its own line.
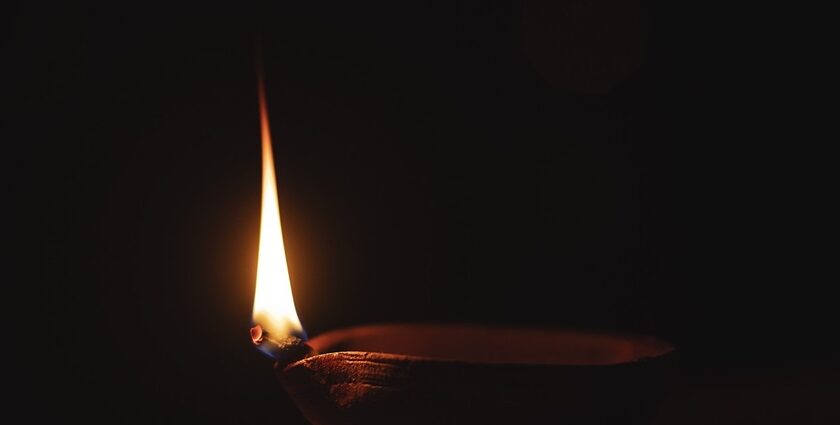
left=251, top=71, right=304, bottom=340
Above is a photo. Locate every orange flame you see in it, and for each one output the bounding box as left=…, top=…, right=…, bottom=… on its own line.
left=251, top=68, right=304, bottom=339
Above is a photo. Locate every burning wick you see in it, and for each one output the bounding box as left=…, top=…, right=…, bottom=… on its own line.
left=250, top=47, right=316, bottom=367
left=250, top=324, right=314, bottom=365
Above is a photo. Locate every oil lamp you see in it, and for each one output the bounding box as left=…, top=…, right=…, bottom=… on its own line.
left=249, top=69, right=674, bottom=425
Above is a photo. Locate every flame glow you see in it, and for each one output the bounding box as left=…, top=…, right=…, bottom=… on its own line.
left=251, top=73, right=304, bottom=339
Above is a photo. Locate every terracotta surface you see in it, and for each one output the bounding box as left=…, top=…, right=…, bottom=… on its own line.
left=277, top=324, right=675, bottom=425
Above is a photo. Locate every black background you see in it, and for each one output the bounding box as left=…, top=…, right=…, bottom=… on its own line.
left=6, top=1, right=835, bottom=423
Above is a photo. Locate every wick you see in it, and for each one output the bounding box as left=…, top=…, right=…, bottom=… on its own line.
left=250, top=324, right=264, bottom=345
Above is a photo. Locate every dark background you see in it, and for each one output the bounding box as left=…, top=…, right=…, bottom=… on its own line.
left=6, top=1, right=834, bottom=423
